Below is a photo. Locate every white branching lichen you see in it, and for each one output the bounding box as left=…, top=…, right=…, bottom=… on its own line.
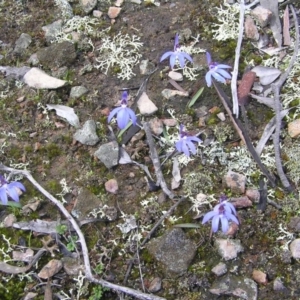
left=94, top=32, right=143, bottom=80
left=284, top=141, right=300, bottom=186
left=210, top=0, right=240, bottom=41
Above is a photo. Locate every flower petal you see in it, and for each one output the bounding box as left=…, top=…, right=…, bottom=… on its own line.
left=212, top=215, right=220, bottom=232
left=7, top=186, right=20, bottom=202
left=211, top=72, right=226, bottom=83
left=181, top=141, right=190, bottom=156
left=175, top=140, right=183, bottom=153
left=217, top=64, right=231, bottom=69
left=0, top=188, right=8, bottom=205
left=186, top=140, right=197, bottom=155
left=127, top=108, right=137, bottom=125
left=220, top=216, right=229, bottom=233
left=108, top=107, right=122, bottom=123
left=160, top=51, right=173, bottom=63
left=206, top=52, right=212, bottom=65
left=181, top=52, right=193, bottom=64
left=10, top=182, right=26, bottom=192
left=205, top=71, right=212, bottom=87
left=117, top=108, right=129, bottom=129
left=202, top=211, right=216, bottom=224
left=216, top=68, right=232, bottom=79
left=169, top=54, right=176, bottom=69
left=178, top=54, right=186, bottom=68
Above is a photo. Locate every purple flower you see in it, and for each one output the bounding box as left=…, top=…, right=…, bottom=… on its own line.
left=160, top=33, right=193, bottom=69
left=205, top=52, right=231, bottom=87
left=175, top=124, right=202, bottom=157
left=107, top=91, right=137, bottom=130
left=0, top=175, right=26, bottom=205
left=202, top=195, right=239, bottom=233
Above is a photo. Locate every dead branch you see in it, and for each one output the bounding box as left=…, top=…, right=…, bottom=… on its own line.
left=0, top=164, right=166, bottom=300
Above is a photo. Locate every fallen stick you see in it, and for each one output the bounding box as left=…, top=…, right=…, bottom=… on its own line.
left=0, top=164, right=166, bottom=300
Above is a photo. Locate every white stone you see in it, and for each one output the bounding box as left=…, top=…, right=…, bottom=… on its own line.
left=288, top=119, right=300, bottom=138
left=290, top=239, right=300, bottom=259
left=161, top=89, right=189, bottom=100
left=24, top=68, right=66, bottom=89
left=168, top=71, right=183, bottom=81
left=137, top=92, right=158, bottom=115
left=217, top=112, right=226, bottom=121
left=215, top=238, right=244, bottom=260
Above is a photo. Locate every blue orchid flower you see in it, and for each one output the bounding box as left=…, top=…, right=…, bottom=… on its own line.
left=160, top=33, right=193, bottom=69
left=108, top=91, right=137, bottom=130
left=175, top=124, right=202, bottom=157
left=205, top=52, right=231, bottom=87
left=0, top=175, right=26, bottom=205
left=202, top=195, right=239, bottom=233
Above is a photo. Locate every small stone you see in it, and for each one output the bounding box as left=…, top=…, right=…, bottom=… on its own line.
left=288, top=119, right=300, bottom=138
left=38, top=259, right=63, bottom=279
left=290, top=238, right=300, bottom=259
left=149, top=118, right=164, bottom=135
left=161, top=89, right=189, bottom=100
left=251, top=5, right=272, bottom=27
left=231, top=196, right=252, bottom=208
left=42, top=20, right=63, bottom=43
left=108, top=7, right=121, bottom=19
left=223, top=171, right=246, bottom=194
left=246, top=189, right=260, bottom=202
left=94, top=141, right=119, bottom=168
left=212, top=262, right=227, bottom=276
left=80, top=0, right=97, bottom=14
left=93, top=10, right=103, bottom=18
left=62, top=257, right=83, bottom=276
left=14, top=33, right=32, bottom=54
left=148, top=277, right=162, bottom=293
left=115, top=0, right=124, bottom=6
left=215, top=238, right=244, bottom=260
left=245, top=16, right=259, bottom=41
left=217, top=112, right=225, bottom=121
left=168, top=71, right=183, bottom=81
left=70, top=86, right=89, bottom=99
left=105, top=179, right=119, bottom=194
left=273, top=277, right=286, bottom=291
left=198, top=117, right=206, bottom=127
left=162, top=118, right=177, bottom=127
left=137, top=92, right=158, bottom=115
left=13, top=249, right=34, bottom=262
left=73, top=120, right=99, bottom=146
left=3, top=214, right=17, bottom=227
left=252, top=269, right=268, bottom=285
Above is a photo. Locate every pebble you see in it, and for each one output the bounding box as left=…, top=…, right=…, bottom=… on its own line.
left=288, top=119, right=300, bottom=138
left=38, top=259, right=63, bottom=279
left=70, top=86, right=89, bottom=99
left=148, top=277, right=162, bottom=293
left=245, top=189, right=260, bottom=202
left=273, top=277, right=286, bottom=291
left=108, top=7, right=122, bottom=19
left=62, top=257, right=83, bottom=276
left=251, top=5, right=272, bottom=27
left=231, top=196, right=252, bottom=208
left=13, top=33, right=32, bottom=54
left=93, top=10, right=103, bottom=18
left=217, top=112, right=225, bottom=121
left=252, top=269, right=267, bottom=285
left=245, top=16, right=259, bottom=41
left=73, top=120, right=99, bottom=146
left=223, top=171, right=246, bottom=194
left=149, top=118, right=164, bottom=135
left=161, top=89, right=189, bottom=100
left=3, top=214, right=16, bottom=227
left=211, top=262, right=227, bottom=276
left=289, top=238, right=300, bottom=259
left=162, top=118, right=177, bottom=127
left=94, top=141, right=119, bottom=168
left=80, top=0, right=97, bottom=14
left=215, top=238, right=244, bottom=260
left=168, top=71, right=183, bottom=81
left=137, top=92, right=158, bottom=115
left=105, top=179, right=119, bottom=194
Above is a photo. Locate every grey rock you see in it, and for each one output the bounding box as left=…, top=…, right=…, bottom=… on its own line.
left=73, top=120, right=99, bottom=145
left=0, top=66, right=30, bottom=80
left=211, top=262, right=227, bottom=276
left=215, top=238, right=244, bottom=260
left=223, top=171, right=246, bottom=194
left=251, top=5, right=272, bottom=28
left=42, top=20, right=63, bottom=43
left=210, top=275, right=257, bottom=300
left=80, top=0, right=97, bottom=14
left=280, top=249, right=292, bottom=264
left=288, top=217, right=300, bottom=233
left=273, top=277, right=286, bottom=291
left=37, top=41, right=76, bottom=69
left=148, top=277, right=162, bottom=293
left=70, top=86, right=89, bottom=99
left=290, top=238, right=300, bottom=259
left=245, top=16, right=259, bottom=41
left=94, top=141, right=119, bottom=168
left=62, top=257, right=84, bottom=276
left=147, top=228, right=197, bottom=277
left=14, top=33, right=32, bottom=54
left=27, top=53, right=39, bottom=66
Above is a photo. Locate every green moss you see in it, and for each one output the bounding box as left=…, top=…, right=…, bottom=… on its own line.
left=40, top=143, right=61, bottom=160
left=45, top=179, right=61, bottom=194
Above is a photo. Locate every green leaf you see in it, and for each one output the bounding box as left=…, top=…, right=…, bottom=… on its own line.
left=1, top=201, right=22, bottom=208
left=117, top=121, right=132, bottom=139
left=173, top=223, right=201, bottom=229
left=187, top=87, right=204, bottom=108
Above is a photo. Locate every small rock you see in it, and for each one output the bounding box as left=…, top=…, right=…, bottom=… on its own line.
left=148, top=277, right=162, bottom=293
left=62, top=257, right=84, bottom=276
left=251, top=5, right=272, bottom=27
left=217, top=112, right=225, bottom=121
left=245, top=16, right=259, bottom=41
left=162, top=118, right=177, bottom=127
left=93, top=10, right=103, bottom=18
left=38, top=259, right=63, bottom=279
left=161, top=89, right=189, bottom=100
left=211, top=262, right=227, bottom=276
left=14, top=33, right=32, bottom=54
left=139, top=59, right=151, bottom=75
left=108, top=7, right=122, bottom=19
left=137, top=92, right=158, bottom=115
left=246, top=189, right=260, bottom=202
left=288, top=217, right=300, bottom=233
left=198, top=117, right=206, bottom=127
left=210, top=275, right=257, bottom=300
left=149, top=118, right=164, bottom=135
left=273, top=277, right=286, bottom=291
left=105, top=179, right=118, bottom=194
left=231, top=196, right=252, bottom=208
left=290, top=238, right=300, bottom=259
left=3, top=214, right=16, bottom=227
left=94, top=141, right=119, bottom=168
left=13, top=248, right=34, bottom=262
left=80, top=0, right=97, bottom=14
left=115, top=0, right=124, bottom=6
left=24, top=68, right=67, bottom=89
left=280, top=249, right=292, bottom=264
left=42, top=20, right=63, bottom=43
left=288, top=119, right=300, bottom=138
left=252, top=269, right=268, bottom=285
left=27, top=53, right=39, bottom=66
left=215, top=238, right=244, bottom=260
left=70, top=86, right=89, bottom=99
left=147, top=228, right=197, bottom=276
left=73, top=120, right=99, bottom=146
left=24, top=292, right=38, bottom=300
left=168, top=71, right=183, bottom=81
left=223, top=171, right=246, bottom=194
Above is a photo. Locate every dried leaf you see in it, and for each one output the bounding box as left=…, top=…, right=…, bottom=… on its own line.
left=251, top=66, right=281, bottom=85
left=237, top=71, right=256, bottom=105
left=283, top=5, right=291, bottom=46
left=46, top=104, right=80, bottom=128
